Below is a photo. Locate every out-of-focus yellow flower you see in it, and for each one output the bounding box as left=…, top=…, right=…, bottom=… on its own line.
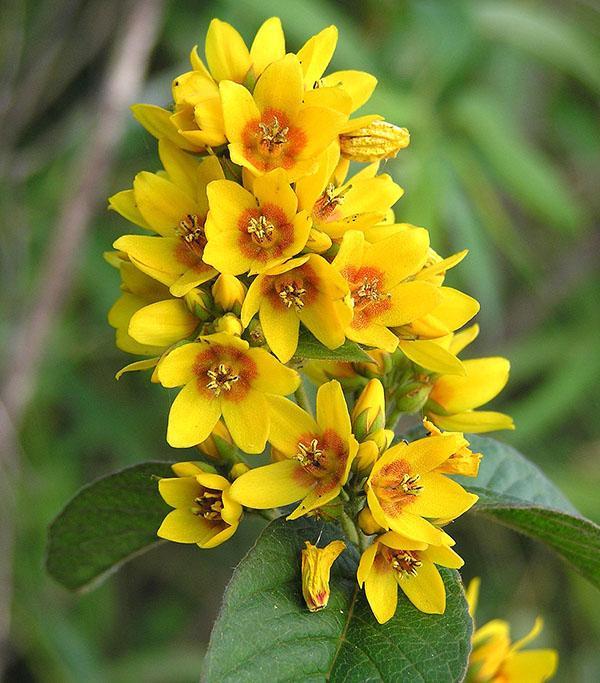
left=157, top=461, right=242, bottom=548
left=357, top=531, right=463, bottom=623
left=340, top=119, right=410, bottom=163
left=111, top=140, right=223, bottom=296
left=466, top=578, right=558, bottom=682
left=301, top=539, right=346, bottom=612
left=365, top=433, right=478, bottom=545
left=333, top=229, right=440, bottom=352
left=229, top=381, right=358, bottom=518
left=204, top=169, right=311, bottom=274
left=220, top=54, right=347, bottom=181
left=241, top=254, right=351, bottom=363
left=157, top=333, right=300, bottom=452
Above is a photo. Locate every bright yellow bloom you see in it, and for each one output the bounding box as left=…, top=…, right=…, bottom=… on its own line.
left=157, top=461, right=242, bottom=548
left=295, top=147, right=403, bottom=239
left=340, top=119, right=410, bottom=163
left=111, top=140, right=223, bottom=296
left=203, top=169, right=311, bottom=274
left=333, top=229, right=440, bottom=352
left=229, top=381, right=359, bottom=518
left=466, top=578, right=558, bottom=682
left=220, top=54, right=347, bottom=181
left=365, top=433, right=478, bottom=544
left=157, top=333, right=300, bottom=452
left=301, top=540, right=346, bottom=612
left=425, top=326, right=514, bottom=433
left=423, top=419, right=481, bottom=478
left=241, top=254, right=351, bottom=363
left=357, top=531, right=463, bottom=623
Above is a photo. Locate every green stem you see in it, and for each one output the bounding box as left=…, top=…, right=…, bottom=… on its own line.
left=294, top=384, right=312, bottom=414
left=340, top=511, right=359, bottom=546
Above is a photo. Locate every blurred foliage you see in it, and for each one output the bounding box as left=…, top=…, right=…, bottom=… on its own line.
left=1, top=0, right=598, bottom=680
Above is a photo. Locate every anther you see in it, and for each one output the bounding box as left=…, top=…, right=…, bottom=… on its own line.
left=278, top=282, right=306, bottom=311
left=193, top=491, right=224, bottom=520
left=258, top=115, right=289, bottom=151
left=296, top=438, right=323, bottom=467
left=390, top=550, right=422, bottom=577
left=247, top=214, right=275, bottom=243
left=399, top=473, right=422, bottom=495
left=176, top=214, right=205, bottom=256
left=355, top=277, right=391, bottom=302
left=206, top=363, right=240, bottom=396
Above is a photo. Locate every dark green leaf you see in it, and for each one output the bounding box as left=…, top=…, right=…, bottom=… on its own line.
left=457, top=435, right=600, bottom=588
left=46, top=462, right=172, bottom=591
left=204, top=517, right=472, bottom=682
left=295, top=328, right=372, bottom=363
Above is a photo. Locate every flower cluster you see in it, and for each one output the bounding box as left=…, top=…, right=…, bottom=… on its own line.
left=107, top=18, right=519, bottom=628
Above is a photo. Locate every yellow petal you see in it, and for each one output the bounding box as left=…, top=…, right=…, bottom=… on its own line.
left=134, top=172, right=196, bottom=236
left=260, top=299, right=300, bottom=363
left=128, top=299, right=198, bottom=346
left=206, top=179, right=256, bottom=232
left=170, top=461, right=204, bottom=477
left=357, top=542, right=378, bottom=586
left=108, top=189, right=152, bottom=230
left=429, top=357, right=511, bottom=413
left=221, top=390, right=269, bottom=454
left=321, top=70, right=377, bottom=111
left=158, top=476, right=201, bottom=508
left=465, top=577, right=480, bottom=617
left=448, top=323, right=479, bottom=356
left=157, top=343, right=202, bottom=387
left=205, top=18, right=251, bottom=83
left=378, top=281, right=441, bottom=327
left=253, top=168, right=298, bottom=220
left=366, top=228, right=429, bottom=287
left=501, top=650, right=558, bottom=682
left=316, top=381, right=351, bottom=441
left=364, top=557, right=398, bottom=624
left=131, top=104, right=200, bottom=152
left=158, top=138, right=199, bottom=200
left=248, top=346, right=301, bottom=395
left=299, top=298, right=350, bottom=351
left=220, top=80, right=261, bottom=142
left=229, top=459, right=313, bottom=508
left=288, top=484, right=342, bottom=520
left=113, top=235, right=184, bottom=285
left=266, top=395, right=319, bottom=454
left=115, top=357, right=159, bottom=380
left=379, top=532, right=429, bottom=551
left=415, top=249, right=468, bottom=281
left=157, top=508, right=215, bottom=544
left=429, top=410, right=515, bottom=433
left=296, top=105, right=346, bottom=160
left=398, top=339, right=466, bottom=376
left=167, top=382, right=221, bottom=448
left=397, top=560, right=445, bottom=614
left=346, top=321, right=400, bottom=354
left=409, top=472, right=477, bottom=518
left=250, top=17, right=285, bottom=77
left=254, top=53, right=303, bottom=118
left=240, top=276, right=262, bottom=327
left=511, top=617, right=545, bottom=652
left=411, top=287, right=480, bottom=337
left=200, top=521, right=239, bottom=549
left=378, top=434, right=468, bottom=476
left=169, top=265, right=216, bottom=297
left=297, top=25, right=338, bottom=87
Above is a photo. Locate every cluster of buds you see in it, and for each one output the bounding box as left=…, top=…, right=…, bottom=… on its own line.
left=107, top=17, right=516, bottom=627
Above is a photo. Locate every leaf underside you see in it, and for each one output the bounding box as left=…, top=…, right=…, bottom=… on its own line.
left=203, top=517, right=473, bottom=683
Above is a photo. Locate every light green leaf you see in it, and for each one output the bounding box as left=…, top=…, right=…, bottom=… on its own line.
left=47, top=462, right=172, bottom=591
left=457, top=435, right=600, bottom=588
left=295, top=328, right=372, bottom=362
left=204, top=517, right=472, bottom=682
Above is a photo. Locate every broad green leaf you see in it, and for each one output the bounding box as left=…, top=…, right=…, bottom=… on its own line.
left=47, top=462, right=172, bottom=591
left=456, top=435, right=600, bottom=588
left=204, top=517, right=472, bottom=682
left=295, top=328, right=372, bottom=363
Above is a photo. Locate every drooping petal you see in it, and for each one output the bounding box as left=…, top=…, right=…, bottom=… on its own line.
left=157, top=508, right=215, bottom=544
left=396, top=560, right=446, bottom=614
left=167, top=382, right=221, bottom=448
left=221, top=390, right=269, bottom=454
left=259, top=299, right=300, bottom=363
left=398, top=339, right=465, bottom=376
left=364, top=557, right=398, bottom=624
left=200, top=521, right=239, bottom=549
left=131, top=103, right=200, bottom=152
left=115, top=357, right=159, bottom=380
left=448, top=323, right=479, bottom=355
left=250, top=17, right=286, bottom=77
left=428, top=410, right=515, bottom=433
left=356, top=542, right=378, bottom=586
left=108, top=189, right=152, bottom=230
left=316, top=380, right=351, bottom=441
left=229, top=459, right=313, bottom=508
left=425, top=544, right=464, bottom=569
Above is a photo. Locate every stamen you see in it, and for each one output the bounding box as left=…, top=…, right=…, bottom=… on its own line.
left=193, top=490, right=224, bottom=520
left=247, top=214, right=275, bottom=243
left=175, top=214, right=205, bottom=256
left=296, top=438, right=323, bottom=468
left=206, top=363, right=240, bottom=396
left=390, top=550, right=422, bottom=577
left=313, top=183, right=349, bottom=220
left=258, top=115, right=289, bottom=151
left=399, top=473, right=423, bottom=495
left=278, top=282, right=307, bottom=311
left=355, top=276, right=391, bottom=302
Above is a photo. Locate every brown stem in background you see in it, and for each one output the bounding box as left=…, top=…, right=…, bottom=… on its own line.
left=0, top=0, right=164, bottom=673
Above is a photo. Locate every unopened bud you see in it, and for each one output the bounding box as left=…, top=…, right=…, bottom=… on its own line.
left=197, top=421, right=232, bottom=460
left=212, top=274, right=246, bottom=314
left=394, top=376, right=433, bottom=413
left=354, top=349, right=391, bottom=378
left=301, top=540, right=346, bottom=612
left=229, top=462, right=250, bottom=479
left=215, top=313, right=243, bottom=336
left=340, top=120, right=410, bottom=163
left=184, top=287, right=213, bottom=321
left=305, top=227, right=332, bottom=254
left=358, top=507, right=384, bottom=535
left=369, top=428, right=394, bottom=454
left=354, top=440, right=379, bottom=474
left=352, top=379, right=386, bottom=440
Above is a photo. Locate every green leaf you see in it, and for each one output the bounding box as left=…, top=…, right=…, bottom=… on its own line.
left=295, top=328, right=372, bottom=363
left=457, top=435, right=600, bottom=588
left=204, top=517, right=472, bottom=682
left=47, top=462, right=172, bottom=591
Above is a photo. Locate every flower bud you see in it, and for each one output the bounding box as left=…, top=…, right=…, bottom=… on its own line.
left=197, top=421, right=232, bottom=460
left=354, top=349, right=391, bottom=378
left=215, top=313, right=244, bottom=336
left=369, top=428, right=394, bottom=454
left=354, top=440, right=379, bottom=474
left=305, top=227, right=333, bottom=254
left=301, top=540, right=346, bottom=612
left=394, top=375, right=433, bottom=413
left=340, top=120, right=410, bottom=163
left=212, top=274, right=246, bottom=314
left=358, top=507, right=384, bottom=535
left=184, top=288, right=213, bottom=321
left=352, top=379, right=386, bottom=440
left=229, top=462, right=250, bottom=479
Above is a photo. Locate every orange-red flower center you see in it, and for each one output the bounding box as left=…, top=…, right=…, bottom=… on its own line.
left=294, top=429, right=348, bottom=496
left=192, top=487, right=224, bottom=521
left=383, top=547, right=422, bottom=577
left=192, top=344, right=257, bottom=401
left=238, top=203, right=293, bottom=264
left=262, top=263, right=320, bottom=312
left=371, top=458, right=421, bottom=515
left=343, top=265, right=392, bottom=329
left=241, top=108, right=306, bottom=172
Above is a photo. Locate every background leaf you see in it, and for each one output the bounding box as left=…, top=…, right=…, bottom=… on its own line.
left=295, top=328, right=372, bottom=362
left=204, top=517, right=472, bottom=683
left=46, top=462, right=172, bottom=591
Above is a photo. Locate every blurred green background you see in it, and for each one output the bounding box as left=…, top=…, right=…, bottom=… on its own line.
left=1, top=0, right=599, bottom=680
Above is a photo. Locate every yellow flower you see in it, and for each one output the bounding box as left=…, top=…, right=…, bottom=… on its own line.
left=423, top=419, right=482, bottom=478
left=466, top=578, right=558, bottom=682
left=241, top=254, right=351, bottom=363
left=220, top=54, right=346, bottom=181
left=365, top=433, right=478, bottom=544
left=203, top=169, right=311, bottom=274
left=157, top=461, right=242, bottom=548
left=301, top=540, right=346, bottom=612
left=157, top=333, right=300, bottom=452
left=425, top=326, right=514, bottom=433
left=339, top=119, right=410, bottom=163
left=111, top=140, right=223, bottom=296
left=333, top=229, right=440, bottom=352
left=229, top=381, right=359, bottom=518
left=357, top=531, right=463, bottom=623
left=295, top=147, right=403, bottom=239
